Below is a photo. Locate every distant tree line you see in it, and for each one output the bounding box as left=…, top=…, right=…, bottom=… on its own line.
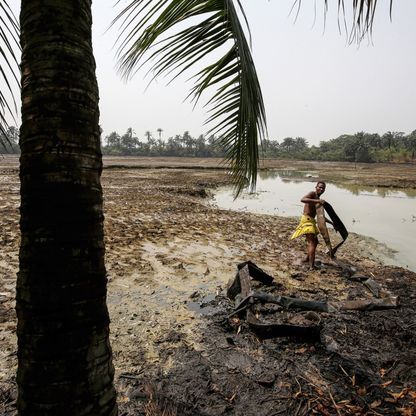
left=102, top=128, right=416, bottom=163
left=262, top=131, right=416, bottom=163
left=3, top=126, right=416, bottom=163
left=102, top=128, right=226, bottom=157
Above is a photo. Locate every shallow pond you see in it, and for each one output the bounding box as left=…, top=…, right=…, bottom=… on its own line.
left=212, top=170, right=416, bottom=272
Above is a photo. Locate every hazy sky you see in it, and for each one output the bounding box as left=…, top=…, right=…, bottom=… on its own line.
left=7, top=1, right=416, bottom=145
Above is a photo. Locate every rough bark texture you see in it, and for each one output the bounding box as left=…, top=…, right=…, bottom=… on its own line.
left=17, top=1, right=117, bottom=414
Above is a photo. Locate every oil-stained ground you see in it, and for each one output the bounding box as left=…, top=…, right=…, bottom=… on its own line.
left=1, top=156, right=415, bottom=415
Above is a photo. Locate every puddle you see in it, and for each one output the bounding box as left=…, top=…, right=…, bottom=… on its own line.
left=187, top=294, right=217, bottom=315
left=212, top=171, right=416, bottom=271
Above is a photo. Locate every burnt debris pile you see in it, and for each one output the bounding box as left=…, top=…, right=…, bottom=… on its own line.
left=226, top=261, right=398, bottom=343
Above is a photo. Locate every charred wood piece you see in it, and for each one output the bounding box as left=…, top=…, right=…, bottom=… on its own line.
left=247, top=312, right=321, bottom=341
left=233, top=291, right=331, bottom=313
left=362, top=278, right=382, bottom=298
left=338, top=297, right=398, bottom=311
left=227, top=262, right=273, bottom=300
left=237, top=261, right=274, bottom=285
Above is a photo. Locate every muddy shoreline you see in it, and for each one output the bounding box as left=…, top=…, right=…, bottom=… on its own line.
left=0, top=156, right=415, bottom=414
left=100, top=156, right=416, bottom=189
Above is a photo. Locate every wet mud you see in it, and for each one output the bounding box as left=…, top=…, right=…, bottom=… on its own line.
left=0, top=156, right=415, bottom=415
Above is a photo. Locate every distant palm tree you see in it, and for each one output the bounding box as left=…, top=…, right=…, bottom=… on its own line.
left=0, top=1, right=391, bottom=414
left=406, top=130, right=416, bottom=162
left=157, top=127, right=163, bottom=140
left=145, top=130, right=153, bottom=142
left=115, top=0, right=267, bottom=191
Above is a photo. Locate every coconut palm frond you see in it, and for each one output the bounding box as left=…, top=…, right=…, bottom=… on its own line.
left=295, top=0, right=391, bottom=43
left=0, top=0, right=20, bottom=148
left=338, top=0, right=391, bottom=43
left=114, top=0, right=266, bottom=195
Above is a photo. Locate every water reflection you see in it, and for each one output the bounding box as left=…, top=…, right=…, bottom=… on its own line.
left=259, top=169, right=319, bottom=181
left=259, top=170, right=416, bottom=198
left=337, top=182, right=416, bottom=198
left=213, top=170, right=416, bottom=271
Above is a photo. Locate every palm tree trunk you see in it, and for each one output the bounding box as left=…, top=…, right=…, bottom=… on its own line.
left=17, top=1, right=117, bottom=414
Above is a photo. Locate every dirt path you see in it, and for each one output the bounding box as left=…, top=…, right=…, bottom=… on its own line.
left=0, top=156, right=415, bottom=415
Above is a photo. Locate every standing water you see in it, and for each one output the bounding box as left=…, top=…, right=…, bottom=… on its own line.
left=212, top=170, right=416, bottom=272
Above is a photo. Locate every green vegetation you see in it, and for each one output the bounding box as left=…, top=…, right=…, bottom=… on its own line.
left=262, top=130, right=416, bottom=163
left=100, top=128, right=416, bottom=163
left=102, top=129, right=225, bottom=157
left=0, top=1, right=399, bottom=413
left=5, top=126, right=415, bottom=164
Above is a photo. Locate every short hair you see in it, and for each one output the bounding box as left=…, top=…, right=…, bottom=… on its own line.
left=316, top=181, right=326, bottom=187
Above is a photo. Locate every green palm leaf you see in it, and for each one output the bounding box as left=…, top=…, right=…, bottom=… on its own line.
left=114, top=0, right=390, bottom=194
left=320, top=1, right=392, bottom=43
left=114, top=0, right=267, bottom=195
left=0, top=0, right=20, bottom=147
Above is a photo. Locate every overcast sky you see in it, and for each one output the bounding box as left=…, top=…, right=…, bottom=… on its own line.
left=7, top=1, right=416, bottom=145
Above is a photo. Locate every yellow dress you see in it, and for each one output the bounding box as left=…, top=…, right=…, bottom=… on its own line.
left=291, top=215, right=319, bottom=239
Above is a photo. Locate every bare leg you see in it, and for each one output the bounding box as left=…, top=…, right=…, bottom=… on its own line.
left=306, top=234, right=318, bottom=269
